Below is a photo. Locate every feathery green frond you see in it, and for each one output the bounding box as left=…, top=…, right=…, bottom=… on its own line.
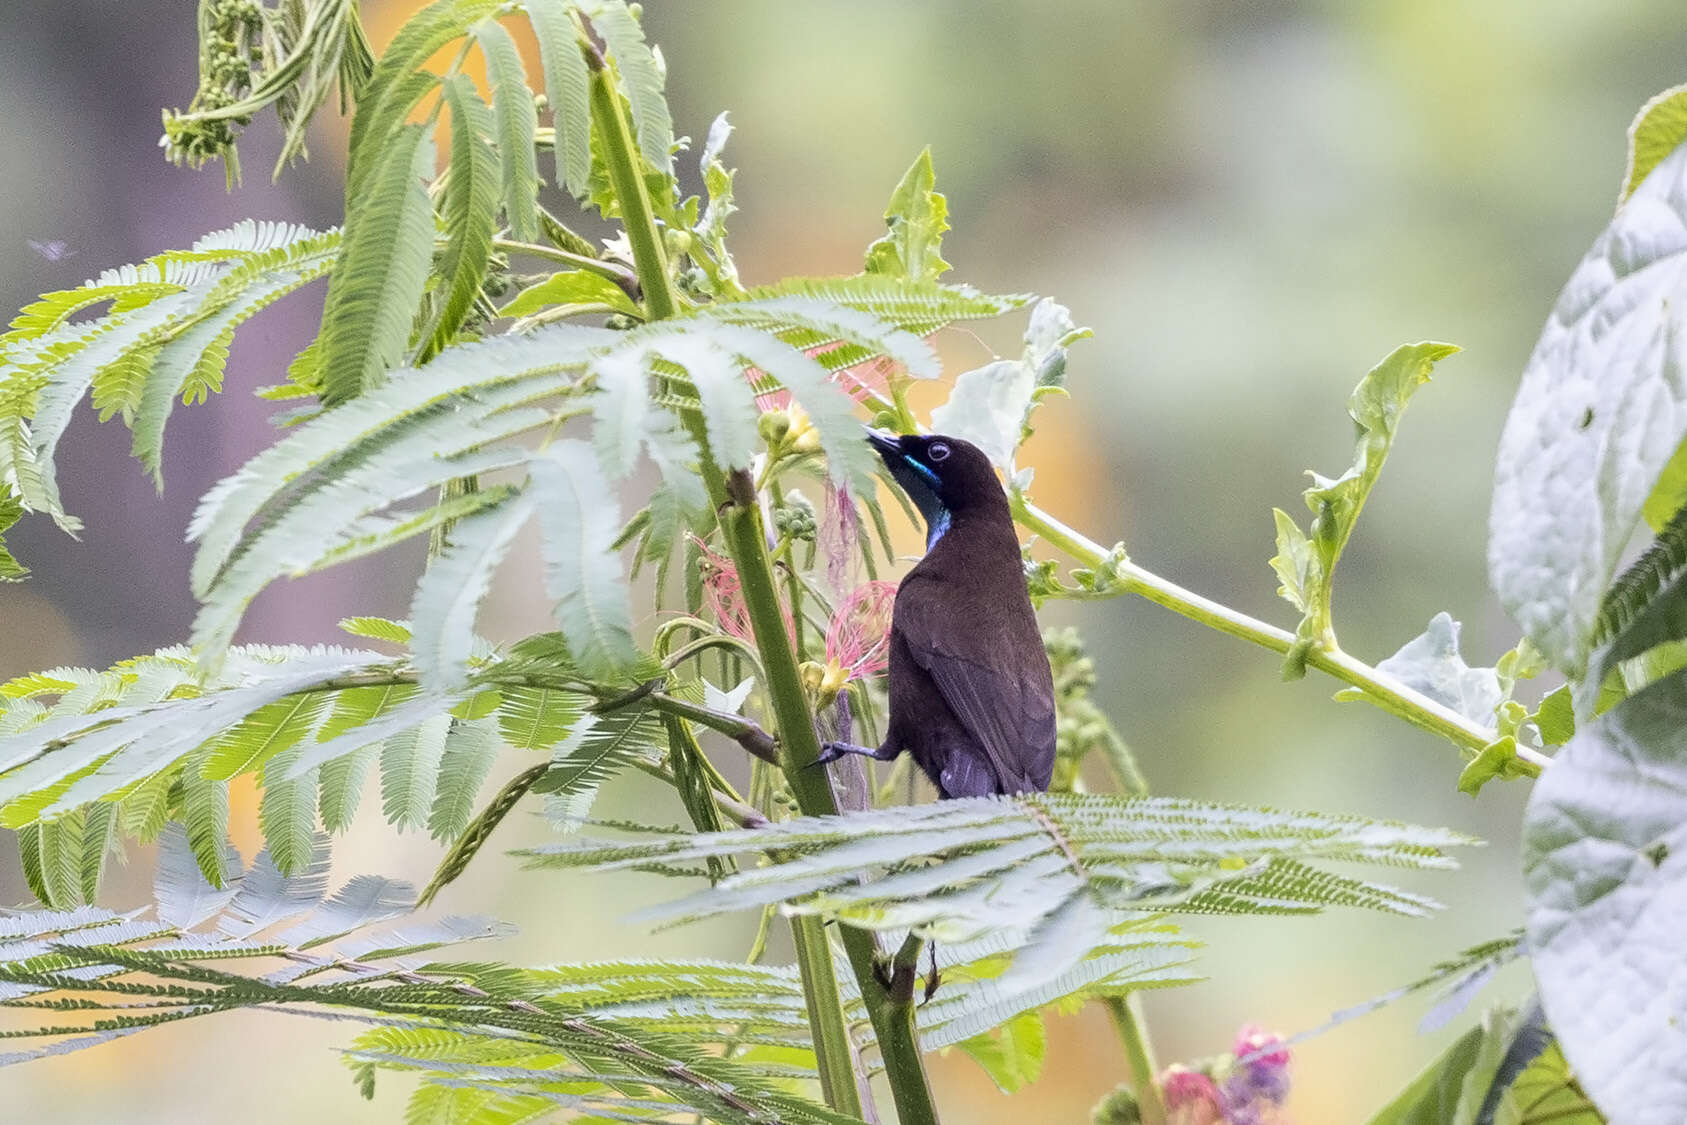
left=1588, top=498, right=1687, bottom=695
left=739, top=275, right=1028, bottom=339
left=525, top=1, right=593, bottom=198
left=433, top=74, right=502, bottom=354
left=380, top=715, right=452, bottom=834
left=0, top=222, right=339, bottom=512
left=698, top=295, right=940, bottom=380
left=472, top=18, right=541, bottom=243
left=494, top=684, right=587, bottom=750
left=344, top=0, right=495, bottom=199
left=317, top=124, right=437, bottom=405
left=0, top=869, right=852, bottom=1125
left=585, top=0, right=673, bottom=177
left=428, top=719, right=501, bottom=841
left=528, top=441, right=638, bottom=678
left=411, top=495, right=537, bottom=694
left=526, top=794, right=1473, bottom=1016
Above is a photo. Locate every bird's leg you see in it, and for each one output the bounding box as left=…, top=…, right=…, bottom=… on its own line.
left=811, top=739, right=899, bottom=768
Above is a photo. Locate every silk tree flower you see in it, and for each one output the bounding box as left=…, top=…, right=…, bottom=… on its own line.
left=751, top=347, right=900, bottom=413
left=690, top=534, right=794, bottom=645
left=818, top=481, right=863, bottom=597
left=814, top=579, right=897, bottom=703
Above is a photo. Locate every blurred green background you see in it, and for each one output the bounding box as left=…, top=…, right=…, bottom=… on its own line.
left=0, top=2, right=1680, bottom=1120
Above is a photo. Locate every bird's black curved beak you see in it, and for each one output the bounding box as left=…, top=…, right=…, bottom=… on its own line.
left=864, top=426, right=903, bottom=463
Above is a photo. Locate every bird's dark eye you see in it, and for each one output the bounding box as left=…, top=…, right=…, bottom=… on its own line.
left=927, top=442, right=951, bottom=463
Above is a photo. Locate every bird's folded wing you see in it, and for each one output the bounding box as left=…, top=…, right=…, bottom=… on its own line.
left=896, top=592, right=1056, bottom=793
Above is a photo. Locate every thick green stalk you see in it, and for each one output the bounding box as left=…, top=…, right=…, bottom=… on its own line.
left=1009, top=495, right=1550, bottom=775
left=790, top=914, right=868, bottom=1117
left=1106, top=995, right=1166, bottom=1125
left=720, top=469, right=942, bottom=1125
left=585, top=48, right=677, bottom=321
left=586, top=44, right=884, bottom=1120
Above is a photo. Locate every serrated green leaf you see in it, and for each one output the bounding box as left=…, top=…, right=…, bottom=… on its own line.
left=955, top=1009, right=1046, bottom=1094
left=1277, top=342, right=1458, bottom=662
left=1533, top=686, right=1575, bottom=746
left=1269, top=507, right=1315, bottom=613
left=1365, top=1005, right=1524, bottom=1125
left=1622, top=84, right=1687, bottom=204
left=864, top=146, right=950, bottom=283
left=1492, top=1041, right=1601, bottom=1125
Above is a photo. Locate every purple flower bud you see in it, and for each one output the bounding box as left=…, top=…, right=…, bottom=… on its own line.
left=1160, top=1065, right=1223, bottom=1125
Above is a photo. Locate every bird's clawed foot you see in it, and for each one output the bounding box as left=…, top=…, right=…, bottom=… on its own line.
left=811, top=741, right=896, bottom=769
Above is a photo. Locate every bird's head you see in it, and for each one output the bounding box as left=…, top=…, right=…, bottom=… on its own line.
left=865, top=429, right=1004, bottom=548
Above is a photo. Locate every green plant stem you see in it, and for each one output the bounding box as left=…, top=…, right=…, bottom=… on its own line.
left=584, top=50, right=677, bottom=321
left=790, top=914, right=869, bottom=1116
left=489, top=238, right=639, bottom=295
left=1009, top=494, right=1551, bottom=775
left=719, top=468, right=941, bottom=1125
left=584, top=43, right=884, bottom=1120
left=1106, top=995, right=1165, bottom=1125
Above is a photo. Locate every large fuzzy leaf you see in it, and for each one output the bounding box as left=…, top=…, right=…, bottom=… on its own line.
left=1490, top=140, right=1687, bottom=676
left=1525, top=669, right=1687, bottom=1123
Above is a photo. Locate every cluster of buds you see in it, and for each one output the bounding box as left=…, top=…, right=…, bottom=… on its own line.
left=164, top=0, right=267, bottom=166
left=1090, top=1026, right=1292, bottom=1125
left=773, top=494, right=817, bottom=542
left=1165, top=1026, right=1292, bottom=1125
left=757, top=403, right=822, bottom=458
